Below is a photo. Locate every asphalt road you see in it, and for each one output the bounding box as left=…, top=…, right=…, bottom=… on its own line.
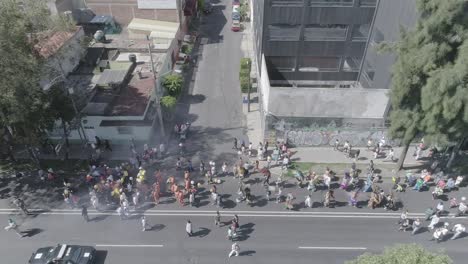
left=2, top=212, right=468, bottom=264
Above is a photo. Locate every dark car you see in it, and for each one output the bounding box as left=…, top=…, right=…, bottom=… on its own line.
left=29, top=244, right=96, bottom=264
left=233, top=0, right=240, bottom=6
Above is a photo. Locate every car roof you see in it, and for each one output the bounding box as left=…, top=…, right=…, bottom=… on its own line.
left=29, top=244, right=95, bottom=264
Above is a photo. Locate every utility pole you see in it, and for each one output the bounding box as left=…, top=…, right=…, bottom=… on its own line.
left=148, top=43, right=166, bottom=139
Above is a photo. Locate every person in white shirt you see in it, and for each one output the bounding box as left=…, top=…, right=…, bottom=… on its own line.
left=228, top=242, right=240, bottom=257
left=428, top=213, right=440, bottom=230
left=451, top=223, right=466, bottom=240
left=304, top=195, right=312, bottom=208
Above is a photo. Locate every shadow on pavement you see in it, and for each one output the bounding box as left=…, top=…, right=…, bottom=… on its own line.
left=149, top=224, right=165, bottom=232
left=21, top=228, right=43, bottom=237
left=239, top=250, right=256, bottom=256
left=193, top=227, right=211, bottom=237
left=91, top=215, right=108, bottom=222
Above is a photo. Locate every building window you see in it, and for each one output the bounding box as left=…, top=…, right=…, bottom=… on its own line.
left=351, top=24, right=370, bottom=41
left=310, top=0, right=354, bottom=7
left=298, top=56, right=340, bottom=72
left=266, top=56, right=296, bottom=72
left=117, top=127, right=133, bottom=135
left=304, top=24, right=347, bottom=41
left=370, top=27, right=384, bottom=47
left=359, top=0, right=377, bottom=7
left=268, top=25, right=301, bottom=41
left=343, top=57, right=362, bottom=72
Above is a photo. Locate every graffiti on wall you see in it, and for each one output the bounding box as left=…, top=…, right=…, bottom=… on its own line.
left=271, top=119, right=399, bottom=147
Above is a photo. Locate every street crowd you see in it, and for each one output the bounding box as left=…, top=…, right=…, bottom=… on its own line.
left=6, top=132, right=468, bottom=255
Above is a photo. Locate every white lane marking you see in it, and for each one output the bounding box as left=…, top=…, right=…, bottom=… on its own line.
left=299, top=246, right=367, bottom=250
left=0, top=208, right=426, bottom=216
left=96, top=244, right=164, bottom=248
left=2, top=211, right=461, bottom=219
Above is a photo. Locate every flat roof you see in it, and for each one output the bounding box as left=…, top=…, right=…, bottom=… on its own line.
left=268, top=88, right=389, bottom=119
left=128, top=18, right=179, bottom=34
left=96, top=69, right=129, bottom=85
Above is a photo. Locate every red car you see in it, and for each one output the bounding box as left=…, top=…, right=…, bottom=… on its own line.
left=231, top=19, right=240, bottom=31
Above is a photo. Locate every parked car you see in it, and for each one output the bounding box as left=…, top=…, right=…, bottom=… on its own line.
left=231, top=19, right=241, bottom=32
left=29, top=244, right=96, bottom=264
left=233, top=0, right=240, bottom=6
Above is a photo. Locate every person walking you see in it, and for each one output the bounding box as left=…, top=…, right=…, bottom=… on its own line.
left=333, top=139, right=339, bottom=150
left=81, top=206, right=89, bottom=222
left=186, top=220, right=193, bottom=237
left=141, top=215, right=148, bottom=231
left=451, top=223, right=466, bottom=240
left=428, top=212, right=440, bottom=230
left=233, top=138, right=238, bottom=150
left=304, top=195, right=312, bottom=208
left=411, top=218, right=422, bottom=235
left=228, top=242, right=240, bottom=258
left=4, top=218, right=23, bottom=238
left=386, top=148, right=395, bottom=162
left=215, top=211, right=221, bottom=226
left=104, top=140, right=112, bottom=152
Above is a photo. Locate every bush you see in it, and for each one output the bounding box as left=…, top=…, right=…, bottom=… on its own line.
left=163, top=74, right=183, bottom=97
left=240, top=58, right=251, bottom=70
left=240, top=75, right=250, bottom=93
left=160, top=96, right=177, bottom=109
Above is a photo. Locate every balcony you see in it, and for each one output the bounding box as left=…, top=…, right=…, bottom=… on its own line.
left=309, top=0, right=354, bottom=7
left=359, top=0, right=377, bottom=7
left=272, top=0, right=304, bottom=6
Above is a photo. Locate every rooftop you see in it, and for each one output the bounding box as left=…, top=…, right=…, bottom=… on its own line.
left=34, top=27, right=82, bottom=58
left=82, top=51, right=165, bottom=116
left=268, top=87, right=389, bottom=119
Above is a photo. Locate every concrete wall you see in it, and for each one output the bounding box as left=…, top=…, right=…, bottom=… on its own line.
left=84, top=0, right=179, bottom=25
left=264, top=115, right=397, bottom=147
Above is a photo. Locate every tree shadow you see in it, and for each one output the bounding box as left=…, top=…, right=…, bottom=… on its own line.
left=21, top=228, right=43, bottom=237
left=239, top=250, right=256, bottom=256
left=193, top=227, right=211, bottom=237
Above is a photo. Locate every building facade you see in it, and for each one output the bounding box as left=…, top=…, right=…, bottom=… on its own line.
left=251, top=0, right=418, bottom=146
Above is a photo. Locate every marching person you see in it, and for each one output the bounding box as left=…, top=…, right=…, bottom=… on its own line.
left=451, top=223, right=466, bottom=240
left=4, top=218, right=23, bottom=238
left=411, top=218, right=422, bottom=235
left=215, top=211, right=221, bottom=226
left=81, top=206, right=89, bottom=222
left=141, top=215, right=148, bottom=231
left=186, top=220, right=193, bottom=237
left=228, top=242, right=240, bottom=258
left=304, top=195, right=312, bottom=208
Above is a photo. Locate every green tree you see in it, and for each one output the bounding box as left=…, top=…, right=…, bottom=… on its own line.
left=347, top=244, right=452, bottom=264
left=385, top=0, right=468, bottom=170
left=163, top=74, right=183, bottom=97
left=48, top=85, right=75, bottom=160
left=0, top=0, right=76, bottom=165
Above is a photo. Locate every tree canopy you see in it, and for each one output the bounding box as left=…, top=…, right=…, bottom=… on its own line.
left=346, top=244, right=452, bottom=264
left=386, top=0, right=468, bottom=168
left=0, top=0, right=76, bottom=150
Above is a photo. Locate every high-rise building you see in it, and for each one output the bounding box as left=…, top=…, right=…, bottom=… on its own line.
left=251, top=0, right=418, bottom=146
